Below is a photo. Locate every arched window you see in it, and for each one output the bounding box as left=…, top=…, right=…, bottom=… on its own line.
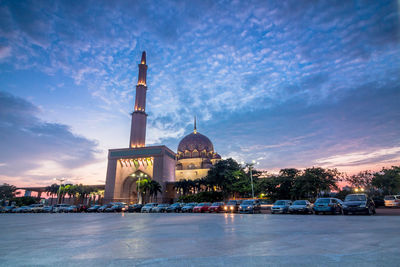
left=192, top=150, right=199, bottom=157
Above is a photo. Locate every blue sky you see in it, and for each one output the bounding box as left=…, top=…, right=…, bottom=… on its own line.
left=0, top=0, right=399, bottom=186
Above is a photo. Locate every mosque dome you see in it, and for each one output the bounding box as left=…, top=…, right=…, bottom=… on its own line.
left=177, top=132, right=214, bottom=154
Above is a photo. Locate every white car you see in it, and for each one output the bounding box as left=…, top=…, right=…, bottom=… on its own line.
left=384, top=195, right=400, bottom=207
left=141, top=203, right=158, bottom=213
left=30, top=204, right=44, bottom=213
left=53, top=204, right=71, bottom=213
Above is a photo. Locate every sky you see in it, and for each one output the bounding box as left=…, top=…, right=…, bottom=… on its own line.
left=0, top=0, right=399, bottom=187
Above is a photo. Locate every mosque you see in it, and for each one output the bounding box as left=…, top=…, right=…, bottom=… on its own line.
left=104, top=52, right=220, bottom=203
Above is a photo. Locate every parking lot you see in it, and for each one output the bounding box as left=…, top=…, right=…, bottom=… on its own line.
left=1, top=212, right=400, bottom=266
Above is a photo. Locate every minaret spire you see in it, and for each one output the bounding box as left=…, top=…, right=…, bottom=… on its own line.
left=130, top=51, right=148, bottom=148
left=194, top=116, right=197, bottom=134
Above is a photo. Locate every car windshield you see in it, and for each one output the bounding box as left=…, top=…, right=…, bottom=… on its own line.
left=227, top=201, right=237, bottom=205
left=212, top=202, right=223, bottom=206
left=316, top=199, right=331, bottom=203
left=159, top=204, right=169, bottom=207
left=242, top=200, right=254, bottom=205
left=384, top=196, right=395, bottom=200
left=274, top=201, right=287, bottom=205
left=345, top=195, right=367, bottom=201
left=293, top=200, right=306, bottom=205
left=171, top=203, right=180, bottom=207
left=197, top=203, right=206, bottom=206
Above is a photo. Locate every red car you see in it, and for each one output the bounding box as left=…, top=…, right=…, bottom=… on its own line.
left=193, top=202, right=212, bottom=213
left=209, top=202, right=225, bottom=213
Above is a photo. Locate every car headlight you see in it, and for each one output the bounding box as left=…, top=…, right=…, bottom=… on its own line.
left=230, top=206, right=233, bottom=210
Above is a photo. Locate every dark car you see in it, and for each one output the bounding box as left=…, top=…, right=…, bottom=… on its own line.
left=313, top=198, right=342, bottom=215
left=209, top=202, right=225, bottom=213
left=223, top=200, right=242, bottom=213
left=128, top=204, right=143, bottom=212
left=87, top=205, right=101, bottom=212
left=181, top=203, right=197, bottom=213
left=2, top=206, right=16, bottom=213
left=271, top=200, right=292, bottom=214
left=166, top=203, right=184, bottom=213
left=288, top=200, right=313, bottom=214
left=98, top=204, right=113, bottom=212
left=106, top=203, right=128, bottom=212
left=343, top=194, right=375, bottom=215
left=239, top=199, right=261, bottom=214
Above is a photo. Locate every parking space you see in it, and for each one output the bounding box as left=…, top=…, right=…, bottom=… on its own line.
left=1, top=213, right=400, bottom=266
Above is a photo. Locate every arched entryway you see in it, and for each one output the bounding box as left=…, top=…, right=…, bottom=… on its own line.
left=121, top=170, right=151, bottom=204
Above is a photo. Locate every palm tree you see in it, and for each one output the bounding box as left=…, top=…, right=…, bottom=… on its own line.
left=149, top=180, right=162, bottom=202
left=45, top=184, right=59, bottom=205
left=137, top=178, right=151, bottom=203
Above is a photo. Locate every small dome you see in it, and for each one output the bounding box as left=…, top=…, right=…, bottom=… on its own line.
left=178, top=132, right=214, bottom=154
left=213, top=153, right=221, bottom=159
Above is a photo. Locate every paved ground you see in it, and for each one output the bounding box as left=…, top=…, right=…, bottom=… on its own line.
left=1, top=213, right=399, bottom=267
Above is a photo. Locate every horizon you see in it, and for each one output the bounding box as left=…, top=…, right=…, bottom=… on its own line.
left=0, top=1, right=399, bottom=187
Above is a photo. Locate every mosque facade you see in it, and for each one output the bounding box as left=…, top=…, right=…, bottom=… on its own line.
left=104, top=52, right=220, bottom=203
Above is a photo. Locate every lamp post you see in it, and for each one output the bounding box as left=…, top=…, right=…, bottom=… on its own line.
left=241, top=160, right=259, bottom=199
left=53, top=178, right=65, bottom=204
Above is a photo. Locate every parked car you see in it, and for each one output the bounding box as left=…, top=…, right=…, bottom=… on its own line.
left=166, top=203, right=184, bottom=213
left=141, top=203, right=158, bottom=213
left=53, top=204, right=71, bottom=213
left=98, top=204, right=113, bottom=212
left=77, top=204, right=89, bottom=212
left=384, top=195, right=400, bottom=207
left=313, top=198, right=342, bottom=215
left=271, top=200, right=292, bottom=214
left=14, top=206, right=32, bottom=213
left=42, top=206, right=53, bottom=213
left=87, top=205, right=101, bottom=212
left=2, top=206, right=16, bottom=213
left=106, top=203, right=129, bottom=212
left=65, top=205, right=78, bottom=213
left=223, top=200, right=242, bottom=213
left=239, top=199, right=261, bottom=214
left=209, top=202, right=225, bottom=213
left=343, top=194, right=375, bottom=215
left=30, top=204, right=44, bottom=213
left=193, top=203, right=212, bottom=213
left=151, top=204, right=170, bottom=213
left=128, top=204, right=143, bottom=212
left=372, top=197, right=385, bottom=208
left=181, top=203, right=197, bottom=213
left=260, top=199, right=274, bottom=210
left=288, top=200, right=313, bottom=214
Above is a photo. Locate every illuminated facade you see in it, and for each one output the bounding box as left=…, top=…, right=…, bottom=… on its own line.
left=104, top=52, right=176, bottom=204
left=175, top=118, right=221, bottom=181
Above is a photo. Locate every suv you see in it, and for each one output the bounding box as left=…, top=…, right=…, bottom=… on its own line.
left=141, top=203, right=158, bottom=213
left=343, top=194, right=375, bottom=215
left=384, top=195, right=400, bottom=207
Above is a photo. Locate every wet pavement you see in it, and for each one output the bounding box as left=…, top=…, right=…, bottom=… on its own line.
left=1, top=213, right=399, bottom=266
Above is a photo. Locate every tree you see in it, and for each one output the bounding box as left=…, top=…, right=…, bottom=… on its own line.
left=293, top=167, right=340, bottom=199
left=345, top=171, right=374, bottom=191
left=149, top=180, right=162, bottom=202
left=372, top=166, right=400, bottom=195
left=0, top=183, right=18, bottom=201
left=45, top=184, right=59, bottom=205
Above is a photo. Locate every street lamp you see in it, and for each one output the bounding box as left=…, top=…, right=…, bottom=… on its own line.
left=241, top=160, right=259, bottom=199
left=53, top=178, right=65, bottom=204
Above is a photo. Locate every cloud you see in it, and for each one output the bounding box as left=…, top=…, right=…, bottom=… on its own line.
left=315, top=146, right=400, bottom=167
left=0, top=91, right=100, bottom=184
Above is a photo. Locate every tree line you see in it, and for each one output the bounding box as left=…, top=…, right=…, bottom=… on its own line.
left=174, top=158, right=400, bottom=201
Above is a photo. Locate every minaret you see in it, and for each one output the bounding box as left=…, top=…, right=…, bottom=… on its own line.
left=130, top=51, right=148, bottom=148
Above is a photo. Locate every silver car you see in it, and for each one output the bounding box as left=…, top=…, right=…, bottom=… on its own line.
left=288, top=200, right=313, bottom=214
left=141, top=203, right=158, bottom=213
left=271, top=200, right=292, bottom=214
